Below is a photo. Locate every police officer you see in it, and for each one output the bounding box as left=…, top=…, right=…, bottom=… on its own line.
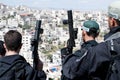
left=74, top=20, right=100, bottom=57
left=64, top=1, right=120, bottom=80
left=0, top=30, right=46, bottom=80
left=62, top=20, right=100, bottom=80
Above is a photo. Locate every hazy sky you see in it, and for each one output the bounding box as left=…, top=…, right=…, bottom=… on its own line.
left=0, top=0, right=119, bottom=10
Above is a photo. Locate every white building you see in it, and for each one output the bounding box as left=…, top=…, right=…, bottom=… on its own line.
left=0, top=20, right=7, bottom=28
left=7, top=18, right=18, bottom=28
left=0, top=31, right=4, bottom=41
left=21, top=34, right=32, bottom=52
left=52, top=51, right=62, bottom=65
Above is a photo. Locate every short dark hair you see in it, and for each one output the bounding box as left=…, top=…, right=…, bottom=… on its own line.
left=0, top=40, right=6, bottom=56
left=86, top=27, right=99, bottom=38
left=4, top=30, right=22, bottom=51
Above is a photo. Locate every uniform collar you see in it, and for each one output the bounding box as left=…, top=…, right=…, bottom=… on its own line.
left=0, top=55, right=26, bottom=64
left=81, top=40, right=97, bottom=48
left=104, top=26, right=120, bottom=40
left=84, top=40, right=97, bottom=44
left=110, top=26, right=120, bottom=33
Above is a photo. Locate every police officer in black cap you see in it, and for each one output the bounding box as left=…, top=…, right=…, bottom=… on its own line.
left=62, top=20, right=100, bottom=80
left=62, top=1, right=120, bottom=80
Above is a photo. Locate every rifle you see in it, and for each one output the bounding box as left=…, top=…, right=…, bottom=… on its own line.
left=61, top=10, right=78, bottom=59
left=61, top=10, right=78, bottom=80
left=31, top=20, right=43, bottom=70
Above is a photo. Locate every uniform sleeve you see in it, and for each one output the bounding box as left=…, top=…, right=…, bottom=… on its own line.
left=25, top=65, right=35, bottom=80
left=37, top=70, right=47, bottom=80
left=64, top=48, right=95, bottom=79
left=25, top=65, right=46, bottom=80
left=62, top=54, right=78, bottom=79
left=72, top=50, right=91, bottom=76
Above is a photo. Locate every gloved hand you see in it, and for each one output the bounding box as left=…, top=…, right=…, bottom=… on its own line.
left=37, top=59, right=43, bottom=71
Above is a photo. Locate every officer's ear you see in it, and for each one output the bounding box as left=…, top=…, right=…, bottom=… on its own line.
left=108, top=17, right=116, bottom=28
left=111, top=17, right=117, bottom=27
left=3, top=43, right=6, bottom=50
left=83, top=30, right=87, bottom=35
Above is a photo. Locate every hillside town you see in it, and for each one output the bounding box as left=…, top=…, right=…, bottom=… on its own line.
left=0, top=3, right=109, bottom=80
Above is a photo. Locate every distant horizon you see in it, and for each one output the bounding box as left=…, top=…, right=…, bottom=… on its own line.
left=0, top=0, right=119, bottom=11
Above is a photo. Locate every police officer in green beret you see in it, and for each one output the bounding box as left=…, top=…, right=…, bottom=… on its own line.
left=74, top=20, right=100, bottom=57
left=63, top=1, right=120, bottom=80
left=62, top=20, right=100, bottom=80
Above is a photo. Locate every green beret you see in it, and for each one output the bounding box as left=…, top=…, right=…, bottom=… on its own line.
left=82, top=20, right=99, bottom=32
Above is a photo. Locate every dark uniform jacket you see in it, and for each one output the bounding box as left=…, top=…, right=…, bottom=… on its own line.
left=0, top=55, right=46, bottom=80
left=67, top=26, right=120, bottom=80
left=104, top=26, right=120, bottom=40
left=74, top=40, right=98, bottom=57
left=62, top=40, right=98, bottom=80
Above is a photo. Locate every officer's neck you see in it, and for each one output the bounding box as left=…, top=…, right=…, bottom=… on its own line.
left=5, top=50, right=19, bottom=56
left=84, top=37, right=94, bottom=42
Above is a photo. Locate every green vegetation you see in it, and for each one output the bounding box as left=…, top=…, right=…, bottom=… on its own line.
left=41, top=43, right=64, bottom=55
left=22, top=23, right=32, bottom=30
left=41, top=45, right=57, bottom=54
